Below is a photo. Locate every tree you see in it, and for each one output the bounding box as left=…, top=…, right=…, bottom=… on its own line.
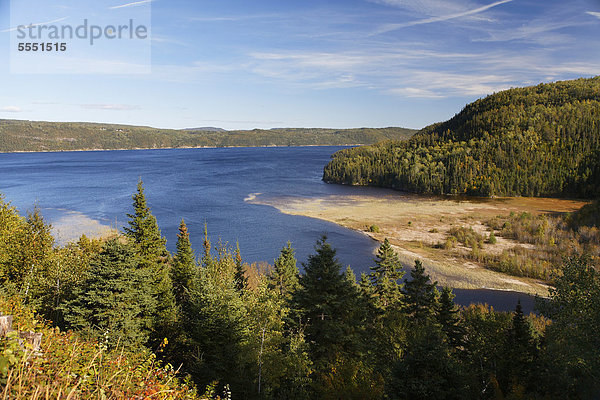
left=234, top=241, right=248, bottom=292
left=436, top=286, right=463, bottom=349
left=124, top=179, right=168, bottom=264
left=62, top=239, right=157, bottom=349
left=293, top=236, right=363, bottom=383
left=388, top=322, right=465, bottom=400
left=187, top=247, right=250, bottom=396
left=494, top=300, right=538, bottom=396
left=268, top=241, right=300, bottom=301
left=124, top=180, right=176, bottom=344
left=171, top=219, right=196, bottom=307
left=402, top=259, right=438, bottom=323
left=369, top=238, right=404, bottom=310
left=537, top=256, right=600, bottom=398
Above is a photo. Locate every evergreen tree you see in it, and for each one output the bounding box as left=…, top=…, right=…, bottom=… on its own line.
left=201, top=222, right=213, bottom=269
left=234, top=241, right=248, bottom=292
left=268, top=241, right=300, bottom=301
left=124, top=179, right=168, bottom=264
left=498, top=300, right=537, bottom=395
left=402, top=259, right=438, bottom=323
left=172, top=219, right=196, bottom=307
left=293, top=236, right=363, bottom=378
left=187, top=247, right=250, bottom=396
left=388, top=322, right=465, bottom=400
left=62, top=239, right=157, bottom=349
left=344, top=266, right=357, bottom=285
left=436, top=286, right=463, bottom=349
left=124, top=180, right=176, bottom=344
left=537, top=256, right=600, bottom=397
left=369, top=238, right=404, bottom=310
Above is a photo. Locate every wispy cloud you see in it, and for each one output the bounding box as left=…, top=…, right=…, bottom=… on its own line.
left=586, top=11, right=600, bottom=19
left=373, top=0, right=513, bottom=34
left=109, top=0, right=152, bottom=10
left=81, top=104, right=141, bottom=111
left=0, top=106, right=23, bottom=113
left=474, top=19, right=579, bottom=42
left=1, top=17, right=68, bottom=33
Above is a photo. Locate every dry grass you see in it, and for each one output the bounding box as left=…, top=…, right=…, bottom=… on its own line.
left=250, top=191, right=587, bottom=296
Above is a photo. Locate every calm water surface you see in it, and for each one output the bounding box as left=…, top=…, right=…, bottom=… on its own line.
left=0, top=147, right=535, bottom=312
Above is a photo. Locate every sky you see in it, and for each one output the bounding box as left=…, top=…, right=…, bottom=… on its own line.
left=0, top=0, right=599, bottom=130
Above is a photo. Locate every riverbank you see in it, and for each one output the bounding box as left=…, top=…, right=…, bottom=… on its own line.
left=252, top=191, right=588, bottom=297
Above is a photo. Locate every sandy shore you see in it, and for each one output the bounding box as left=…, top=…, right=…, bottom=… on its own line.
left=251, top=191, right=588, bottom=296
left=50, top=210, right=118, bottom=245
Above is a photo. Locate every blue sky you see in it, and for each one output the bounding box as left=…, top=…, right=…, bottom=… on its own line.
left=0, top=0, right=599, bottom=130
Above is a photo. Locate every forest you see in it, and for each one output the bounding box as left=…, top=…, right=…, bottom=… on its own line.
left=0, top=120, right=415, bottom=152
left=323, top=76, right=600, bottom=198
left=1, top=183, right=599, bottom=399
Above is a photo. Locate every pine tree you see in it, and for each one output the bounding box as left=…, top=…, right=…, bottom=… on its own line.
left=498, top=300, right=536, bottom=394
left=63, top=239, right=157, bottom=349
left=234, top=241, right=247, bottom=292
left=124, top=180, right=176, bottom=344
left=402, top=259, right=438, bottom=323
left=293, top=236, right=363, bottom=375
left=124, top=179, right=168, bottom=264
left=172, top=219, right=196, bottom=306
left=201, top=222, right=213, bottom=269
left=344, top=266, right=357, bottom=285
left=268, top=241, right=300, bottom=300
left=436, top=286, right=463, bottom=349
left=369, top=238, right=404, bottom=310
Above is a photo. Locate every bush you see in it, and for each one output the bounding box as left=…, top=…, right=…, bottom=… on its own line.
left=369, top=225, right=380, bottom=233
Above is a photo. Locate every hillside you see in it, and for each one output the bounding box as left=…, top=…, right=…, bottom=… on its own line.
left=0, top=120, right=416, bottom=152
left=323, top=77, right=600, bottom=198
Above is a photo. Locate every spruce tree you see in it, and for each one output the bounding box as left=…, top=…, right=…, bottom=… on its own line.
left=172, top=219, right=196, bottom=306
left=63, top=239, right=157, bottom=349
left=402, top=259, right=438, bottom=323
left=124, top=180, right=176, bottom=344
left=124, top=179, right=168, bottom=264
left=201, top=222, right=213, bottom=269
left=369, top=238, right=404, bottom=310
left=499, top=300, right=536, bottom=394
left=436, top=286, right=463, bottom=349
left=293, top=236, right=362, bottom=376
left=268, top=241, right=300, bottom=300
left=234, top=241, right=248, bottom=292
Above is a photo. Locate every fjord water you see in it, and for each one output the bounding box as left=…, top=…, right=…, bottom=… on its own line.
left=0, top=146, right=534, bottom=312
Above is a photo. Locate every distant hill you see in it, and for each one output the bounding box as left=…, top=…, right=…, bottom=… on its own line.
left=323, top=76, right=600, bottom=198
left=184, top=127, right=227, bottom=132
left=0, top=120, right=416, bottom=152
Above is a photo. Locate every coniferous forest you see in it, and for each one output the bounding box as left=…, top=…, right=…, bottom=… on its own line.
left=323, top=77, right=600, bottom=198
left=1, top=183, right=599, bottom=399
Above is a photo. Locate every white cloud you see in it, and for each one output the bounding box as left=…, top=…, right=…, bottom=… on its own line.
left=109, top=0, right=152, bottom=10
left=0, top=106, right=23, bottom=113
left=372, top=0, right=513, bottom=34
left=586, top=11, right=600, bottom=19
left=81, top=104, right=141, bottom=111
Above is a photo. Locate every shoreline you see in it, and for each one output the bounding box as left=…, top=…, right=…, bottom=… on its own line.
left=250, top=192, right=588, bottom=297
left=0, top=144, right=362, bottom=155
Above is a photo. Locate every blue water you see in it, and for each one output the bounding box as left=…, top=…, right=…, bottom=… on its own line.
left=0, top=146, right=535, bottom=312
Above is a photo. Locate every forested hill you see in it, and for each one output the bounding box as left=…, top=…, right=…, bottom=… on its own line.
left=0, top=120, right=415, bottom=152
left=323, top=76, right=600, bottom=198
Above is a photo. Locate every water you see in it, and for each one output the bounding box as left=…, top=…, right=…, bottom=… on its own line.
left=0, top=146, right=535, bottom=312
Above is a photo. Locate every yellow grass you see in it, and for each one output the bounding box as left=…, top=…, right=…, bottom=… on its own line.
left=250, top=191, right=588, bottom=296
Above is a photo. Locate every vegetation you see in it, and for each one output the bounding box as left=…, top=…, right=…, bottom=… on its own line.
left=1, top=186, right=600, bottom=399
left=432, top=205, right=600, bottom=281
left=0, top=120, right=415, bottom=152
left=323, top=76, right=600, bottom=198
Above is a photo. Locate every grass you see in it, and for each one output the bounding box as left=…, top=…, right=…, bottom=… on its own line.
left=0, top=295, right=205, bottom=400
